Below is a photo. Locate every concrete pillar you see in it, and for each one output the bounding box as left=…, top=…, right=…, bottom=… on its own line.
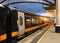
left=55, top=0, right=60, bottom=33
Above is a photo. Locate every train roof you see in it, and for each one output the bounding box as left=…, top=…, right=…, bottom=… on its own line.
left=0, top=4, right=4, bottom=7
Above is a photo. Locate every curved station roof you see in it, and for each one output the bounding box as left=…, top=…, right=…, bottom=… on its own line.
left=9, top=3, right=54, bottom=18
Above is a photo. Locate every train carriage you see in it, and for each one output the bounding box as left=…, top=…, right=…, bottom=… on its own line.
left=0, top=4, right=49, bottom=43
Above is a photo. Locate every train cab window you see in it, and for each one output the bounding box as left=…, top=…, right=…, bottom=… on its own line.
left=19, top=16, right=23, bottom=26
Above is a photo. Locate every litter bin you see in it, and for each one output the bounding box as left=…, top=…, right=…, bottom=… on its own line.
left=55, top=25, right=60, bottom=33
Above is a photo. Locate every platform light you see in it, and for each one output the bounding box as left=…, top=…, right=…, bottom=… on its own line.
left=44, top=18, right=48, bottom=21
left=44, top=18, right=49, bottom=23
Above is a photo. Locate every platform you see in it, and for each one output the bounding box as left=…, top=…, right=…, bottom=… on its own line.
left=17, top=24, right=60, bottom=43
left=38, top=25, right=60, bottom=43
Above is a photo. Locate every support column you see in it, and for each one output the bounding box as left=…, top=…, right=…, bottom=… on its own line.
left=55, top=0, right=60, bottom=33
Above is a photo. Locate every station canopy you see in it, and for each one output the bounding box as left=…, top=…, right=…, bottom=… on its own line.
left=0, top=0, right=55, bottom=17
left=9, top=3, right=54, bottom=18
left=1, top=0, right=54, bottom=4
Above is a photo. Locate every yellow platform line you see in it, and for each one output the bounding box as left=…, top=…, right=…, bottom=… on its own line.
left=37, top=26, right=51, bottom=43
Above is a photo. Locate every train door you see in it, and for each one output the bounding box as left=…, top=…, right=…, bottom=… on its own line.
left=17, top=11, right=25, bottom=36
left=11, top=10, right=18, bottom=37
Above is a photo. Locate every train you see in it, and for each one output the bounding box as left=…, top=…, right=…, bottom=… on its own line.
left=0, top=4, right=50, bottom=42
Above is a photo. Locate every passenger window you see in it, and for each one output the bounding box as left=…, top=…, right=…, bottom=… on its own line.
left=19, top=16, right=23, bottom=26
